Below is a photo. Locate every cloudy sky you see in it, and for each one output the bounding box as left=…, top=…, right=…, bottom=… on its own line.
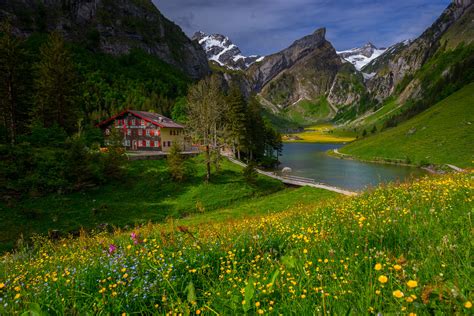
left=155, top=0, right=451, bottom=56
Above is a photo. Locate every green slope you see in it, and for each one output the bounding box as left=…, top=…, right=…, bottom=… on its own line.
left=340, top=83, right=474, bottom=168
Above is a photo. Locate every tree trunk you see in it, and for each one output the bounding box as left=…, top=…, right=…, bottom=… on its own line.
left=205, top=144, right=211, bottom=182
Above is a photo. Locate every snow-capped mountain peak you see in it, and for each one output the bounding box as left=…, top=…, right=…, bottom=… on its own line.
left=337, top=42, right=386, bottom=71
left=192, top=31, right=264, bottom=70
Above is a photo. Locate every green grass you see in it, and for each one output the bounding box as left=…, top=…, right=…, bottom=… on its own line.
left=0, top=171, right=472, bottom=314
left=0, top=156, right=287, bottom=253
left=177, top=186, right=337, bottom=226
left=358, top=97, right=401, bottom=128
left=340, top=83, right=474, bottom=168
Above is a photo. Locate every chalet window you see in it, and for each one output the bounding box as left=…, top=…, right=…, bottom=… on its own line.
left=157, top=130, right=160, bottom=136
left=105, top=128, right=110, bottom=135
left=141, top=120, right=145, bottom=126
left=132, top=119, right=136, bottom=126
left=154, top=141, right=159, bottom=147
left=138, top=129, right=142, bottom=136
left=127, top=129, right=131, bottom=136
left=128, top=120, right=131, bottom=126
left=146, top=129, right=150, bottom=136
left=168, top=141, right=171, bottom=147
left=146, top=140, right=150, bottom=147
left=170, top=130, right=173, bottom=136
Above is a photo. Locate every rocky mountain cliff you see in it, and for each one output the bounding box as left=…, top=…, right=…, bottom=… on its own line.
left=246, top=28, right=364, bottom=120
left=337, top=43, right=386, bottom=71
left=0, top=0, right=210, bottom=79
left=365, top=0, right=473, bottom=102
left=192, top=31, right=264, bottom=70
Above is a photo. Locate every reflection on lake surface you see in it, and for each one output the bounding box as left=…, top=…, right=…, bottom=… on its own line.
left=278, top=143, right=427, bottom=191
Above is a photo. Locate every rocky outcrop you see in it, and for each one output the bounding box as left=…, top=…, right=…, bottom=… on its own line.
left=0, top=0, right=210, bottom=78
left=365, top=1, right=473, bottom=101
left=248, top=28, right=329, bottom=91
left=192, top=31, right=263, bottom=70
left=247, top=28, right=365, bottom=111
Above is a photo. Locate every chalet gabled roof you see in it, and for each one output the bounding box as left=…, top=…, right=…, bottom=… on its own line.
left=97, top=110, right=184, bottom=129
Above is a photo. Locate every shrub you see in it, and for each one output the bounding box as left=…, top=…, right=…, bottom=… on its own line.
left=243, top=161, right=258, bottom=185
left=167, top=142, right=185, bottom=182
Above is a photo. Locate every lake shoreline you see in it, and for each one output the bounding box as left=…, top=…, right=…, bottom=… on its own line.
left=328, top=148, right=446, bottom=174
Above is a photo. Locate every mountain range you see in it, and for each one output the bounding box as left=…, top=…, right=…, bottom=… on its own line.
left=1, top=0, right=473, bottom=130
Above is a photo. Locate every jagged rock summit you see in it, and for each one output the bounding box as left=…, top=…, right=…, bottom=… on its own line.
left=192, top=31, right=264, bottom=70
left=337, top=42, right=386, bottom=71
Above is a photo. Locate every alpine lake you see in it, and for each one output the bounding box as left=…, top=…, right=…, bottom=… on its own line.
left=278, top=143, right=428, bottom=191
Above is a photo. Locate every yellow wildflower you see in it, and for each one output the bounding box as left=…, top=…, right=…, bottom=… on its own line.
left=378, top=275, right=388, bottom=283
left=196, top=310, right=201, bottom=315
left=0, top=283, right=4, bottom=289
left=465, top=301, right=472, bottom=309
left=393, top=290, right=404, bottom=298
left=123, top=273, right=129, bottom=279
left=393, top=264, right=402, bottom=271
left=14, top=293, right=21, bottom=300
left=374, top=263, right=382, bottom=271
left=14, top=286, right=21, bottom=292
left=407, top=280, right=418, bottom=288
left=255, top=301, right=261, bottom=307
left=257, top=309, right=264, bottom=315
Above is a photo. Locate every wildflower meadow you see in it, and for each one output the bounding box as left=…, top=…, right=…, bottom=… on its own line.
left=0, top=172, right=472, bottom=315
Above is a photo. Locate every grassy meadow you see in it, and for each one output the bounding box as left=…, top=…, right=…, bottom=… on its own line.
left=0, top=156, right=286, bottom=253
left=283, top=124, right=356, bottom=143
left=0, top=171, right=472, bottom=315
left=340, top=83, right=474, bottom=168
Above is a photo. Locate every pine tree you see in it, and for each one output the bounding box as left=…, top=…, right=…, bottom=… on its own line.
left=245, top=95, right=265, bottom=161
left=34, top=32, right=78, bottom=133
left=225, top=84, right=247, bottom=160
left=0, top=21, right=27, bottom=145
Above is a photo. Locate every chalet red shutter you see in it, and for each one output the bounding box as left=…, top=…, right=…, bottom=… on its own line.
left=142, top=140, right=146, bottom=147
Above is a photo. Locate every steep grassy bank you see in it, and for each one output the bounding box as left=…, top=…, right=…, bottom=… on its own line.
left=340, top=83, right=474, bottom=168
left=0, top=172, right=472, bottom=314
left=0, top=157, right=285, bottom=253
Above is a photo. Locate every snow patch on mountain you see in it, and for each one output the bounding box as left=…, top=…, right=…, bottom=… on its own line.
left=337, top=42, right=386, bottom=71
left=193, top=31, right=264, bottom=70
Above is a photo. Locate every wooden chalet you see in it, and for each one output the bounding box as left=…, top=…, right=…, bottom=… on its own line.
left=97, top=110, right=185, bottom=152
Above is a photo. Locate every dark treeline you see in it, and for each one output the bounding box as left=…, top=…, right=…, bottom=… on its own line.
left=0, top=24, right=282, bottom=196
left=0, top=24, right=188, bottom=198
left=186, top=75, right=282, bottom=181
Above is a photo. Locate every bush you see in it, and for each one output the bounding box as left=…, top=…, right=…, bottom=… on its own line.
left=167, top=142, right=185, bottom=182
left=243, top=161, right=258, bottom=185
